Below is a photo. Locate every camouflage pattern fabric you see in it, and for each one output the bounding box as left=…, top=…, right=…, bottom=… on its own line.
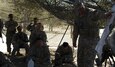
left=29, top=30, right=47, bottom=44
left=73, top=7, right=105, bottom=67
left=77, top=37, right=99, bottom=67
left=28, top=41, right=51, bottom=67
left=54, top=45, right=73, bottom=66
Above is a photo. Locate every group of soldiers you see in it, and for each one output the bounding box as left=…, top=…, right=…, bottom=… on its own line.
left=0, top=14, right=75, bottom=67
left=1, top=1, right=115, bottom=67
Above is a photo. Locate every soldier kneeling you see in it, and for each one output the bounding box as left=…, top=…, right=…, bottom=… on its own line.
left=27, top=38, right=51, bottom=67
left=54, top=42, right=75, bottom=67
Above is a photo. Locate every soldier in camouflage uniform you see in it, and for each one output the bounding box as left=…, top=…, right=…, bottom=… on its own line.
left=5, top=14, right=18, bottom=54
left=72, top=3, right=109, bottom=67
left=27, top=38, right=51, bottom=67
left=27, top=17, right=44, bottom=33
left=12, top=26, right=29, bottom=56
left=54, top=42, right=73, bottom=67
left=29, top=23, right=47, bottom=47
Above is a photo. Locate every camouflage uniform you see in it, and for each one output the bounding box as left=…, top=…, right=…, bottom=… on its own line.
left=54, top=42, right=73, bottom=67
left=5, top=15, right=18, bottom=54
left=27, top=23, right=37, bottom=33
left=27, top=18, right=44, bottom=33
left=29, top=23, right=47, bottom=47
left=12, top=29, right=29, bottom=56
left=0, top=19, right=3, bottom=38
left=73, top=5, right=106, bottom=67
left=30, top=30, right=47, bottom=44
left=28, top=39, right=51, bottom=67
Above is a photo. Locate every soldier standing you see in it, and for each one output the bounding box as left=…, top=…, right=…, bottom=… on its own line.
left=72, top=3, right=109, bottom=67
left=12, top=26, right=29, bottom=56
left=5, top=14, right=18, bottom=54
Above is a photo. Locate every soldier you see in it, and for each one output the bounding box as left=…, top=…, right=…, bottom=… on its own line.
left=5, top=14, right=18, bottom=54
left=12, top=26, right=29, bottom=56
left=27, top=17, right=44, bottom=33
left=29, top=23, right=47, bottom=47
left=27, top=38, right=51, bottom=67
left=72, top=3, right=110, bottom=67
left=54, top=42, right=73, bottom=67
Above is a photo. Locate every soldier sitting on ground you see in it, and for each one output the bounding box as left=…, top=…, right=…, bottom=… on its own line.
left=27, top=38, right=51, bottom=67
left=12, top=26, right=29, bottom=56
left=54, top=42, right=74, bottom=67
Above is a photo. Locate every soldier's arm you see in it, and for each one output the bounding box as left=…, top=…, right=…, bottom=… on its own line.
left=5, top=21, right=8, bottom=28
left=0, top=21, right=3, bottom=29
left=27, top=23, right=32, bottom=31
left=55, top=46, right=61, bottom=54
left=72, top=22, right=79, bottom=47
left=68, top=46, right=74, bottom=61
left=43, top=46, right=51, bottom=63
left=109, top=18, right=115, bottom=33
left=17, top=33, right=28, bottom=45
left=96, top=11, right=112, bottom=19
left=42, top=31, right=47, bottom=42
left=14, top=21, right=18, bottom=27
left=12, top=34, right=18, bottom=44
left=24, top=33, right=29, bottom=42
left=55, top=46, right=62, bottom=60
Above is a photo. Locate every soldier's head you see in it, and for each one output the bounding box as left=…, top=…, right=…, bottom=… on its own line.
left=75, top=3, right=87, bottom=17
left=17, top=26, right=22, bottom=32
left=62, top=42, right=69, bottom=48
left=8, top=14, right=13, bottom=20
left=35, top=23, right=43, bottom=31
left=33, top=17, right=38, bottom=24
left=34, top=38, right=44, bottom=47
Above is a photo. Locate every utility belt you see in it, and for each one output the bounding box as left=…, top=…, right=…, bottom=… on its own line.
left=79, top=29, right=99, bottom=38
